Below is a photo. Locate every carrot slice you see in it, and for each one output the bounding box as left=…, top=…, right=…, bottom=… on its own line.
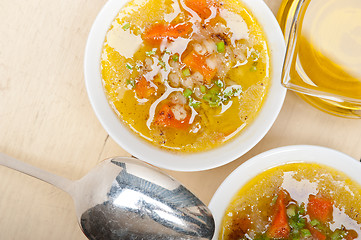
left=306, top=222, right=326, bottom=240
left=307, top=194, right=333, bottom=223
left=183, top=0, right=214, bottom=19
left=267, top=190, right=290, bottom=239
left=135, top=76, right=155, bottom=99
left=154, top=104, right=190, bottom=129
left=182, top=50, right=217, bottom=83
left=143, top=22, right=192, bottom=44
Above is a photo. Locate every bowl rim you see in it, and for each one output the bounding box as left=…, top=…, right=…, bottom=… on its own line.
left=84, top=0, right=286, bottom=171
left=208, top=145, right=361, bottom=239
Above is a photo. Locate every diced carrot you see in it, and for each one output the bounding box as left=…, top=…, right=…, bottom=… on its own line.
left=182, top=50, right=217, bottom=83
left=183, top=0, right=214, bottom=19
left=143, top=22, right=192, bottom=44
left=154, top=103, right=190, bottom=129
left=267, top=190, right=290, bottom=239
left=306, top=222, right=326, bottom=240
left=135, top=76, right=155, bottom=99
left=307, top=194, right=333, bottom=223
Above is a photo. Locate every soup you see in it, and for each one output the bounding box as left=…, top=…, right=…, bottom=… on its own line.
left=220, top=163, right=361, bottom=239
left=101, top=0, right=271, bottom=152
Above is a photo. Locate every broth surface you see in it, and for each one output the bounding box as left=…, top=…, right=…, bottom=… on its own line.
left=101, top=0, right=270, bottom=152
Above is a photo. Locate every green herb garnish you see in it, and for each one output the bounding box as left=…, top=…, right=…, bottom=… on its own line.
left=172, top=54, right=179, bottom=62
left=182, top=68, right=191, bottom=77
left=126, top=79, right=135, bottom=89
left=251, top=50, right=260, bottom=61
left=126, top=63, right=133, bottom=70
left=299, top=203, right=306, bottom=215
left=203, top=86, right=221, bottom=107
left=183, top=88, right=193, bottom=97
left=159, top=60, right=166, bottom=70
left=310, top=219, right=320, bottom=226
left=287, top=205, right=297, bottom=217
left=214, top=79, right=224, bottom=88
left=254, top=234, right=270, bottom=240
left=216, top=41, right=225, bottom=53
left=146, top=49, right=156, bottom=56
left=189, top=97, right=200, bottom=108
left=223, top=86, right=242, bottom=98
left=250, top=66, right=257, bottom=72
left=122, top=23, right=130, bottom=30
left=331, top=229, right=347, bottom=240
left=301, top=229, right=311, bottom=237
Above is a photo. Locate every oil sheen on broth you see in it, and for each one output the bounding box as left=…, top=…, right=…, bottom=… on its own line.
left=220, top=163, right=361, bottom=240
left=101, top=0, right=270, bottom=152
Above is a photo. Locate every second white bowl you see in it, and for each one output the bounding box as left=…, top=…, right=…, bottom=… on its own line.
left=208, top=145, right=361, bottom=239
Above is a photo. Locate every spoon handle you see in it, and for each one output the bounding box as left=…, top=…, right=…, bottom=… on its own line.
left=0, top=153, right=73, bottom=194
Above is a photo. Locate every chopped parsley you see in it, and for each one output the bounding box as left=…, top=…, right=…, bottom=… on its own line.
left=158, top=60, right=166, bottom=70
left=126, top=79, right=135, bottom=89
left=182, top=68, right=191, bottom=77
left=126, top=63, right=133, bottom=70
left=251, top=49, right=260, bottom=61
left=146, top=49, right=157, bottom=56
left=202, top=85, right=242, bottom=107
left=183, top=88, right=193, bottom=97
left=250, top=65, right=257, bottom=72
left=122, top=23, right=131, bottom=30
left=216, top=41, right=225, bottom=53
left=172, top=54, right=179, bottom=62
left=214, top=79, right=224, bottom=88
left=189, top=97, right=200, bottom=108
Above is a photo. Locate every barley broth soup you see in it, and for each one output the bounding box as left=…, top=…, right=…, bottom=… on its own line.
left=101, top=0, right=270, bottom=152
left=220, top=163, right=361, bottom=239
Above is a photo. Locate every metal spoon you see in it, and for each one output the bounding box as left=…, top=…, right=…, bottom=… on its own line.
left=0, top=153, right=214, bottom=240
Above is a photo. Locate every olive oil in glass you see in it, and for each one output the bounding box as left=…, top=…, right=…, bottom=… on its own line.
left=278, top=0, right=361, bottom=118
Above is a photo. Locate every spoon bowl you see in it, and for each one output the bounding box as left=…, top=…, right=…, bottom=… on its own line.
left=0, top=153, right=214, bottom=240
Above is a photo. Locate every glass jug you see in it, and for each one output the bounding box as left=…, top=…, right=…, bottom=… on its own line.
left=277, top=0, right=361, bottom=118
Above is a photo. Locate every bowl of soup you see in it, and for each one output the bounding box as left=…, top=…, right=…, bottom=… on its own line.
left=84, top=0, right=286, bottom=171
left=209, top=145, right=361, bottom=239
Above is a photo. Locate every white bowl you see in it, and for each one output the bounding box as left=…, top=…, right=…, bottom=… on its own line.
left=84, top=0, right=286, bottom=171
left=208, top=145, right=361, bottom=239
